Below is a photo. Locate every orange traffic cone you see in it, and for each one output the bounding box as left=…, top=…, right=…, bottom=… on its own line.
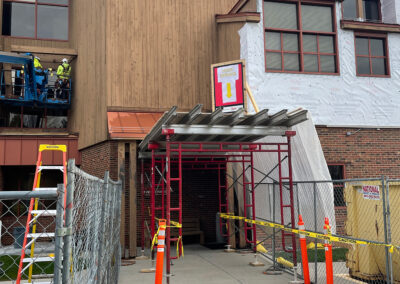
left=155, top=219, right=166, bottom=284
left=324, top=217, right=333, bottom=284
left=299, top=215, right=310, bottom=284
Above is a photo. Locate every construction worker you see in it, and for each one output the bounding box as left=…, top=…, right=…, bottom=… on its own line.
left=33, top=56, right=45, bottom=93
left=56, top=58, right=71, bottom=99
left=34, top=56, right=42, bottom=71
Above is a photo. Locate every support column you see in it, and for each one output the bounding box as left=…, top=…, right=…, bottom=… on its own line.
left=117, top=142, right=126, bottom=258
left=129, top=142, right=137, bottom=257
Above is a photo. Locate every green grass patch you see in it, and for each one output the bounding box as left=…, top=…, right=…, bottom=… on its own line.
left=276, top=248, right=348, bottom=263
left=0, top=255, right=53, bottom=281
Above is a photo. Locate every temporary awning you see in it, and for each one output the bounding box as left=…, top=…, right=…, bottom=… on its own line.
left=138, top=104, right=308, bottom=152
left=107, top=111, right=163, bottom=139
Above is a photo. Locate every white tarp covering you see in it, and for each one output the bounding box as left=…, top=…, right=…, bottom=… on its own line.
left=239, top=0, right=400, bottom=127
left=232, top=113, right=336, bottom=233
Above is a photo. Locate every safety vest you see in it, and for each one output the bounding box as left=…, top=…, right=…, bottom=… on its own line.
left=34, top=58, right=42, bottom=69
left=57, top=63, right=71, bottom=79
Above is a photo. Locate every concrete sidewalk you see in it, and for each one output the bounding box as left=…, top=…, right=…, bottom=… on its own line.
left=119, top=245, right=292, bottom=284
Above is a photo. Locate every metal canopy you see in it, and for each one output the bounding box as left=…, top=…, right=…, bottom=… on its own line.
left=138, top=104, right=308, bottom=152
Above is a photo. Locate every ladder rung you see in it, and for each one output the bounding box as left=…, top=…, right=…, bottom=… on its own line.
left=34, top=187, right=58, bottom=191
left=23, top=256, right=54, bottom=263
left=27, top=233, right=55, bottom=238
left=38, top=166, right=64, bottom=172
left=31, top=273, right=54, bottom=279
left=31, top=210, right=57, bottom=217
left=282, top=205, right=292, bottom=208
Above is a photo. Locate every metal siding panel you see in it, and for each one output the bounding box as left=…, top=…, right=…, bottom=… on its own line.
left=21, top=140, right=38, bottom=165
left=0, top=139, right=5, bottom=165
left=5, top=139, right=22, bottom=165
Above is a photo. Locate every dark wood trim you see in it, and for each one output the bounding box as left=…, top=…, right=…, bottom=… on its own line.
left=341, top=20, right=400, bottom=33
left=229, top=0, right=249, bottom=14
left=216, top=12, right=260, bottom=23
left=11, top=45, right=77, bottom=55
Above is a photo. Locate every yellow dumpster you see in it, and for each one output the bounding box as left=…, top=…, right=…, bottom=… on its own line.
left=345, top=181, right=399, bottom=282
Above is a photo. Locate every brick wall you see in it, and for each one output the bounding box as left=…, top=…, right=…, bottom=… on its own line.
left=316, top=127, right=400, bottom=237
left=316, top=127, right=400, bottom=178
left=80, top=140, right=119, bottom=179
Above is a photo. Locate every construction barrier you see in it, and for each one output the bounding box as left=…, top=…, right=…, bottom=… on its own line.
left=324, top=218, right=333, bottom=284
left=219, top=213, right=399, bottom=254
left=155, top=219, right=166, bottom=284
left=298, top=215, right=310, bottom=284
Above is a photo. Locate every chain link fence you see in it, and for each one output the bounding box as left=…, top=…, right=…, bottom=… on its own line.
left=0, top=160, right=122, bottom=284
left=0, top=190, right=61, bottom=283
left=253, top=177, right=398, bottom=284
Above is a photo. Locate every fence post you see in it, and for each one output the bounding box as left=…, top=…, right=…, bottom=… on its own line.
left=313, top=182, right=318, bottom=284
left=54, top=183, right=65, bottom=284
left=385, top=177, right=393, bottom=284
left=381, top=175, right=390, bottom=284
left=96, top=171, right=109, bottom=283
left=63, top=159, right=75, bottom=284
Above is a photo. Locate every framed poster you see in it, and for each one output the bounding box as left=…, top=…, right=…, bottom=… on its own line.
left=211, top=60, right=246, bottom=112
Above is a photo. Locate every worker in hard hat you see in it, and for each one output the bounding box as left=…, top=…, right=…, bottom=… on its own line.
left=56, top=58, right=71, bottom=99
left=33, top=56, right=45, bottom=93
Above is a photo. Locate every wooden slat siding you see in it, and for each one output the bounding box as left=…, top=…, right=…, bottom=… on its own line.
left=217, top=23, right=244, bottom=63
left=105, top=0, right=238, bottom=114
left=118, top=142, right=126, bottom=257
left=129, top=142, right=137, bottom=257
left=68, top=0, right=108, bottom=150
left=236, top=0, right=257, bottom=13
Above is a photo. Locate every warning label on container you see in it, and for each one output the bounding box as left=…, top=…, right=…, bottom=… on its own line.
left=362, top=185, right=380, bottom=200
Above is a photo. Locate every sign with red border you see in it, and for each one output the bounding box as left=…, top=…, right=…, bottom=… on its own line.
left=211, top=60, right=245, bottom=112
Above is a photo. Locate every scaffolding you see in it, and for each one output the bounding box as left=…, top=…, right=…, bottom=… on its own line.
left=138, top=105, right=308, bottom=282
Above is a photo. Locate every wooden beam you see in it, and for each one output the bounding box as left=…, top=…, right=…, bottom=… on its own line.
left=118, top=142, right=126, bottom=258
left=341, top=20, right=400, bottom=33
left=216, top=13, right=260, bottom=24
left=129, top=142, right=137, bottom=257
left=10, top=45, right=78, bottom=56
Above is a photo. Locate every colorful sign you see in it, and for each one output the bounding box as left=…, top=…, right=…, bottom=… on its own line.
left=211, top=60, right=245, bottom=112
left=362, top=185, right=380, bottom=200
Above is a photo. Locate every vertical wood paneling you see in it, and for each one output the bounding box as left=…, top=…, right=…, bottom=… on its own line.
left=68, top=0, right=108, bottom=149
left=106, top=0, right=238, bottom=113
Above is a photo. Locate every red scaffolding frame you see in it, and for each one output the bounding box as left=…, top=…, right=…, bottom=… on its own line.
left=138, top=105, right=308, bottom=282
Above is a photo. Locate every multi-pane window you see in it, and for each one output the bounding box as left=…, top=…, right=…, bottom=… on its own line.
left=264, top=1, right=338, bottom=74
left=355, top=35, right=389, bottom=76
left=342, top=0, right=380, bottom=21
left=2, top=0, right=69, bottom=40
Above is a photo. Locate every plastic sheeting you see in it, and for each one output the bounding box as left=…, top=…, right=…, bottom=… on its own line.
left=232, top=113, right=336, bottom=233
left=240, top=0, right=400, bottom=127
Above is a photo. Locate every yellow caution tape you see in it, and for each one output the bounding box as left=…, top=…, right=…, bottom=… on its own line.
left=176, top=236, right=184, bottom=259
left=219, top=213, right=399, bottom=254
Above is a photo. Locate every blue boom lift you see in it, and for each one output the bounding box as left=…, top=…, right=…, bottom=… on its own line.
left=0, top=51, right=71, bottom=108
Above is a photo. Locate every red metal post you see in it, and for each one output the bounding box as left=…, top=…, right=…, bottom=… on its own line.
left=151, top=149, right=156, bottom=240
left=165, top=134, right=171, bottom=284
left=250, top=151, right=257, bottom=251
left=161, top=156, right=165, bottom=219
left=287, top=134, right=297, bottom=265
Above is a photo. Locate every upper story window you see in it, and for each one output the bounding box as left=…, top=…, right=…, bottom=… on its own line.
left=355, top=33, right=389, bottom=77
left=263, top=1, right=338, bottom=74
left=342, top=0, right=380, bottom=21
left=2, top=0, right=69, bottom=40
